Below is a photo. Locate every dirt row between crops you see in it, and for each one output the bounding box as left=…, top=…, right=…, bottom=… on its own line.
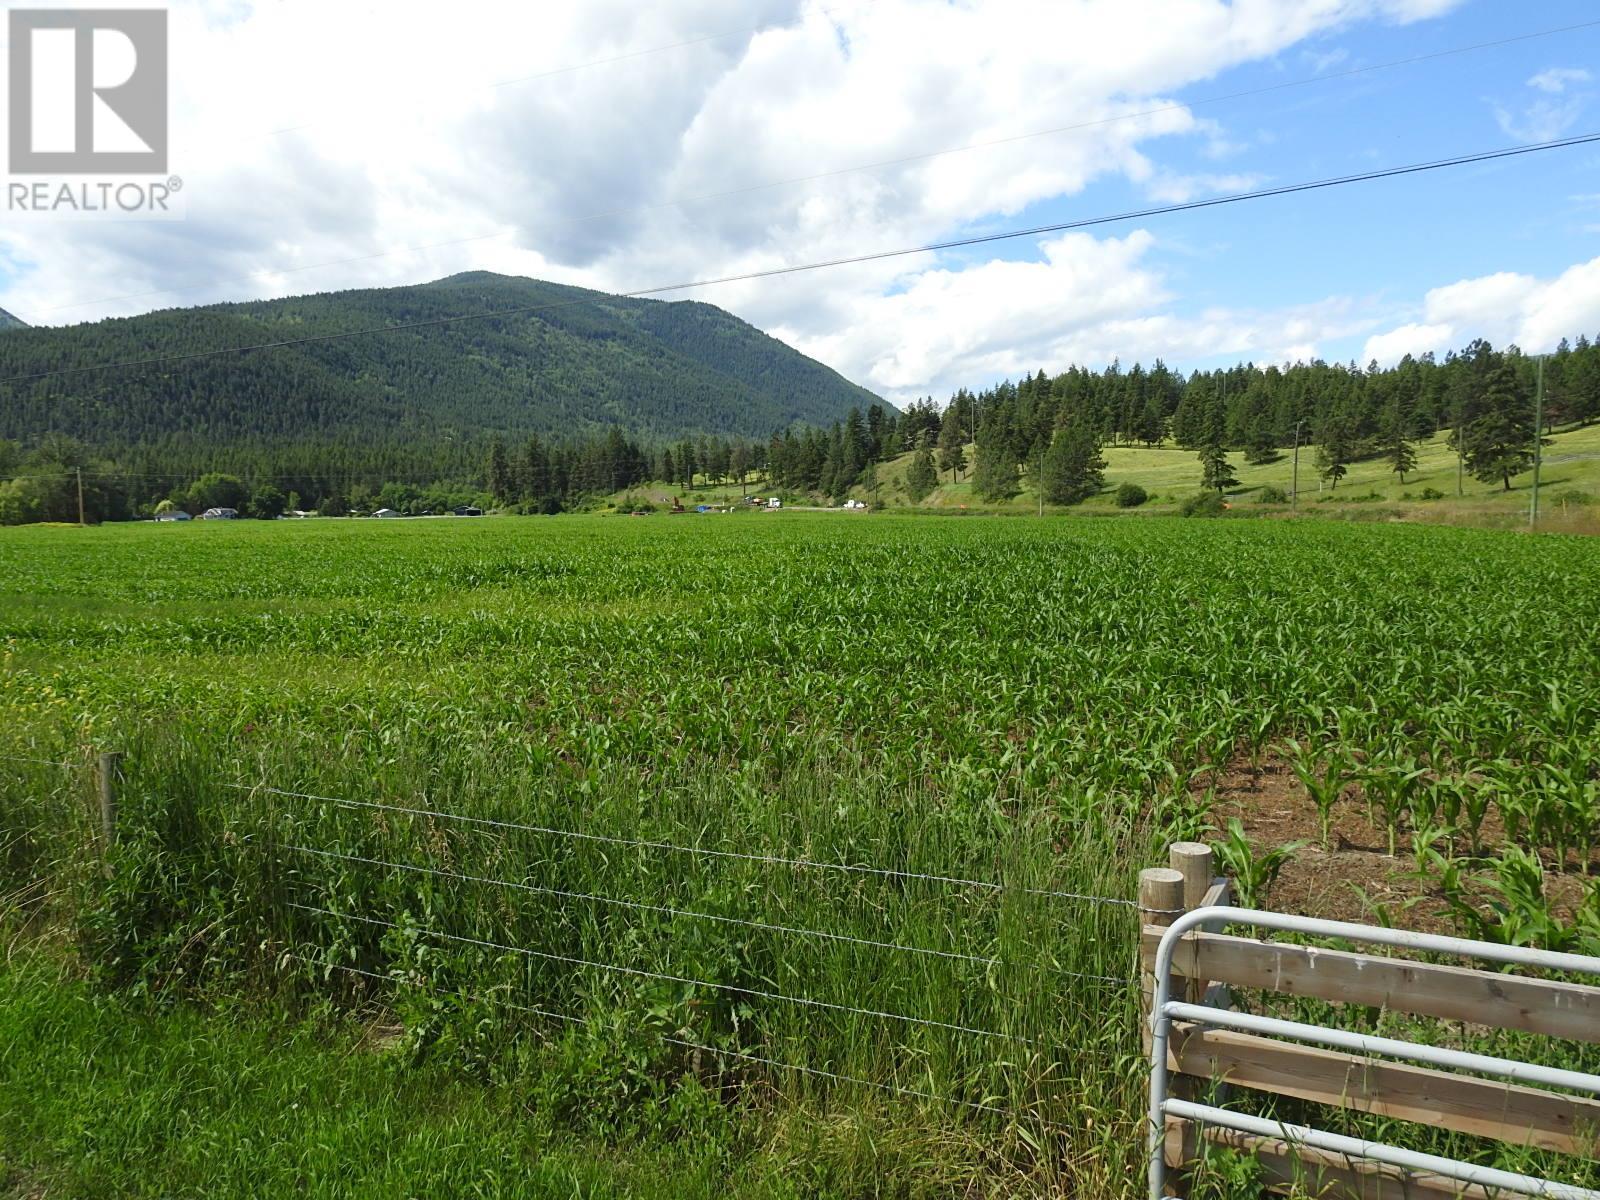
left=1199, top=755, right=1596, bottom=934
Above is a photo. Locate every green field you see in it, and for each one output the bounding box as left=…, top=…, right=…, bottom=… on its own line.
left=616, top=425, right=1600, bottom=534
left=837, top=424, right=1600, bottom=530
left=2, top=515, right=1597, bottom=1197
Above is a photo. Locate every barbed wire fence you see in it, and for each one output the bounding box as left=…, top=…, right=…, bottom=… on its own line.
left=3, top=751, right=1165, bottom=1132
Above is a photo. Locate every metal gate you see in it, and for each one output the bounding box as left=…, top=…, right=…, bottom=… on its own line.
left=1147, top=905, right=1600, bottom=1200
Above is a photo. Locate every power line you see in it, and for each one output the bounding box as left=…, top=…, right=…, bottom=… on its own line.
left=17, top=16, right=1596, bottom=323
left=288, top=903, right=1039, bottom=1044
left=9, top=130, right=1595, bottom=389
left=242, top=784, right=1147, bottom=908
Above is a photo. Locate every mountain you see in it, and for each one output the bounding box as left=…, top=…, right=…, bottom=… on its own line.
left=0, top=272, right=883, bottom=453
left=0, top=307, right=26, bottom=331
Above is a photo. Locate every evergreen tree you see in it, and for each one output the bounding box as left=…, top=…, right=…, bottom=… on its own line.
left=1138, top=393, right=1168, bottom=447
left=905, top=444, right=938, bottom=502
left=1197, top=387, right=1237, bottom=494
left=860, top=461, right=881, bottom=506
left=1244, top=427, right=1277, bottom=465
left=972, top=408, right=1019, bottom=500
left=1565, top=336, right=1600, bottom=425
left=486, top=438, right=513, bottom=504
left=1041, top=416, right=1106, bottom=505
left=677, top=440, right=697, bottom=490
left=1198, top=442, right=1238, bottom=494
left=937, top=404, right=968, bottom=481
left=1315, top=424, right=1352, bottom=490
left=1379, top=393, right=1417, bottom=484
left=1461, top=359, right=1540, bottom=490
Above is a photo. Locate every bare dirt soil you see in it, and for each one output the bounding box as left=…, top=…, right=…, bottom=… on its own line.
left=1202, top=755, right=1594, bottom=935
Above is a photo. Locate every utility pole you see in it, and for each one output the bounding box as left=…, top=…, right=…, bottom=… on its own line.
left=1456, top=420, right=1464, bottom=497
left=1291, top=420, right=1305, bottom=511
left=76, top=467, right=85, bottom=527
left=1530, top=354, right=1545, bottom=530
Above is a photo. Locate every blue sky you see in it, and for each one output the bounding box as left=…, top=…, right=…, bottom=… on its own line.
left=2, top=0, right=1598, bottom=404
left=986, top=0, right=1600, bottom=371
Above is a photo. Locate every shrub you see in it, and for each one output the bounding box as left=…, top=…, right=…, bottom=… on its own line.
left=1553, top=488, right=1597, bottom=507
left=1417, top=487, right=1445, bottom=501
left=1114, top=482, right=1148, bottom=508
left=1257, top=485, right=1288, bottom=504
left=1179, top=492, right=1226, bottom=517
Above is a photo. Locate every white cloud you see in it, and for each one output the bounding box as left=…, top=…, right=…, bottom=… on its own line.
left=1529, top=67, right=1592, bottom=95
left=1494, top=66, right=1593, bottom=143
left=1361, top=322, right=1455, bottom=365
left=776, top=229, right=1394, bottom=403
left=0, top=0, right=1468, bottom=403
left=1143, top=171, right=1265, bottom=204
left=1362, top=257, right=1600, bottom=364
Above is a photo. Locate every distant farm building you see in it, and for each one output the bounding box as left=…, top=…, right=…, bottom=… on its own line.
left=373, top=508, right=402, bottom=518
left=199, top=507, right=238, bottom=520
left=155, top=511, right=191, bottom=522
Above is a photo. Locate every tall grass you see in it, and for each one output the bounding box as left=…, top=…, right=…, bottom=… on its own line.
left=3, top=731, right=1160, bottom=1192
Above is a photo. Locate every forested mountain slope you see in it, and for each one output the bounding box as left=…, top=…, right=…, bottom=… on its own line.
left=0, top=272, right=880, bottom=453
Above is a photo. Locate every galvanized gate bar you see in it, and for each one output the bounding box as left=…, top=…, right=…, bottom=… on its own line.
left=1161, top=1000, right=1600, bottom=1095
left=1164, top=1100, right=1600, bottom=1200
left=1148, top=906, right=1600, bottom=1200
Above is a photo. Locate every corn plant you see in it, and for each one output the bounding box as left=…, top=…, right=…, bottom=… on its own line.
left=1361, top=755, right=1431, bottom=857
left=1283, top=738, right=1356, bottom=850
left=1214, top=819, right=1304, bottom=908
left=4, top=512, right=1600, bottom=1198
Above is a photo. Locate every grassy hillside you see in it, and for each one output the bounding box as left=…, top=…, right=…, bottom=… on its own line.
left=592, top=425, right=1600, bottom=534
left=0, top=272, right=881, bottom=451
left=854, top=424, right=1600, bottom=532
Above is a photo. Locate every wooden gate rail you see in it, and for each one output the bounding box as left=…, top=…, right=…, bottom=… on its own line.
left=1138, top=842, right=1600, bottom=1200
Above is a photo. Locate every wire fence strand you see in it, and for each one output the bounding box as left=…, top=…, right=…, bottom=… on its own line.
left=288, top=903, right=1041, bottom=1045
left=236, top=783, right=1159, bottom=910
left=0, top=753, right=81, bottom=769
left=288, top=843, right=1005, bottom=968
left=297, top=956, right=1015, bottom=1117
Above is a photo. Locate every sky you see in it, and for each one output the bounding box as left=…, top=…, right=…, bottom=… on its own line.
left=2, top=0, right=1599, bottom=408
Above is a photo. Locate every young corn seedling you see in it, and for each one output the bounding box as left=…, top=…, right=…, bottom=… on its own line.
left=1362, top=756, right=1431, bottom=857
left=1214, top=818, right=1305, bottom=908
left=1283, top=738, right=1355, bottom=850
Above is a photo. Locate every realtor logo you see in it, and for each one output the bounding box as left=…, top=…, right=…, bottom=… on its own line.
left=9, top=9, right=168, bottom=174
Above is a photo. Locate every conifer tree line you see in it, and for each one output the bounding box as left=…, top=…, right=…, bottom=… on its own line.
left=4, top=330, right=1594, bottom=524
left=487, top=429, right=780, bottom=512
left=902, top=334, right=1599, bottom=502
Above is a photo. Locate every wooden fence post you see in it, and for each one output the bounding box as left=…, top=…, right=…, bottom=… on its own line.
left=1138, top=865, right=1184, bottom=1052
left=96, top=750, right=123, bottom=851
left=1169, top=842, right=1213, bottom=1003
